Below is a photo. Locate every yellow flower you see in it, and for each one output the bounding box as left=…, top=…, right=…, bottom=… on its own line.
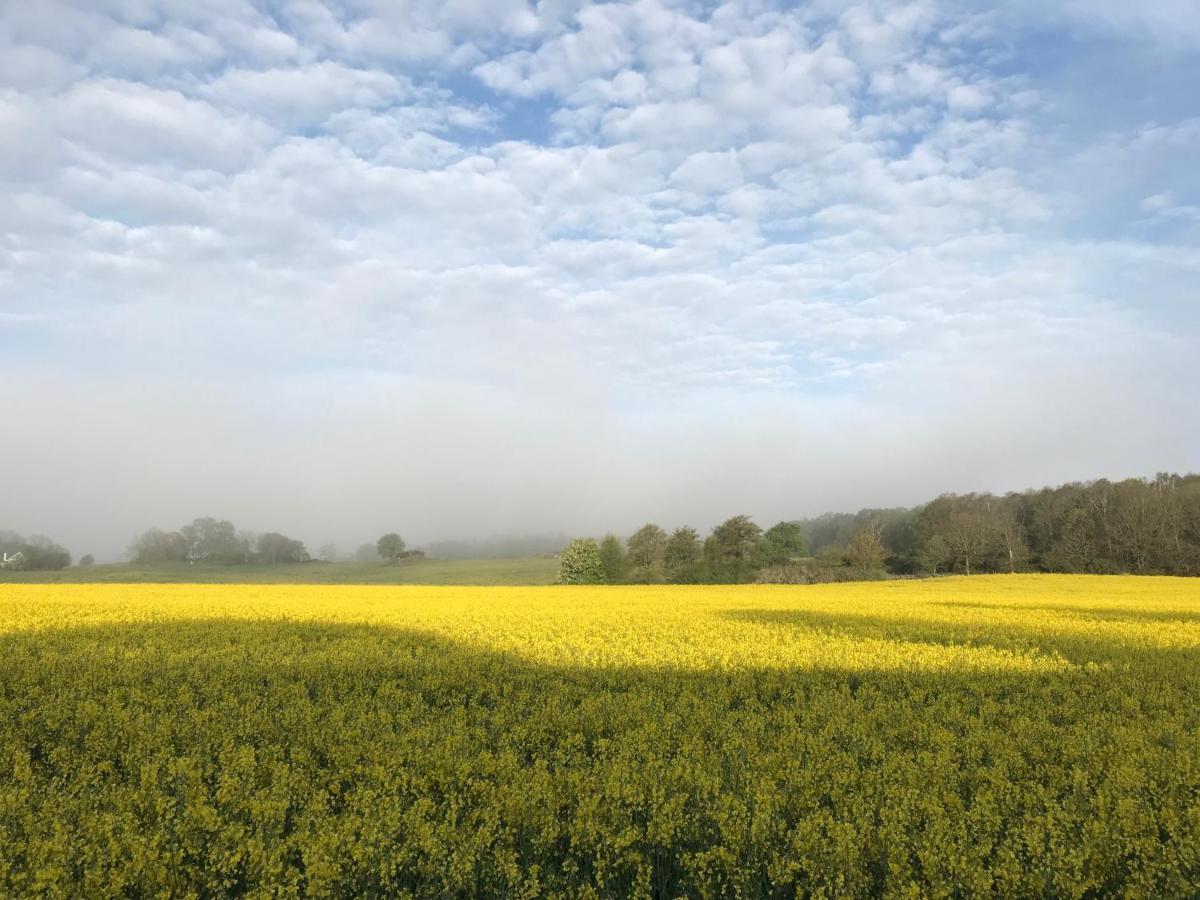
left=0, top=575, right=1197, bottom=896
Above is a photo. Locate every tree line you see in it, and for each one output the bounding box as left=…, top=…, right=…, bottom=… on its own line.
left=128, top=518, right=310, bottom=565
left=7, top=472, right=1198, bottom=577
left=558, top=516, right=881, bottom=585
left=128, top=518, right=418, bottom=567
left=559, top=472, right=1200, bottom=584
left=803, top=472, right=1200, bottom=577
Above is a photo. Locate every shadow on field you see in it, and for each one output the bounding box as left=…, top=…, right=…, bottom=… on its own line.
left=721, top=607, right=1200, bottom=668
left=929, top=600, right=1200, bottom=625
left=1, top=617, right=1197, bottom=898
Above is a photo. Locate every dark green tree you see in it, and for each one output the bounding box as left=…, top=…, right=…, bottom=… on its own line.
left=256, top=532, right=310, bottom=564
left=664, top=526, right=702, bottom=583
left=598, top=534, right=626, bottom=583
left=707, top=515, right=763, bottom=583
left=377, top=533, right=406, bottom=563
left=626, top=523, right=668, bottom=583
left=761, top=521, right=806, bottom=565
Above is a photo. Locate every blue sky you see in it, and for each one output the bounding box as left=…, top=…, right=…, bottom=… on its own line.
left=2, top=0, right=1198, bottom=557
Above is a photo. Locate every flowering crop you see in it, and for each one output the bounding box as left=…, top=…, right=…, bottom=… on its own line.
left=1, top=575, right=1197, bottom=896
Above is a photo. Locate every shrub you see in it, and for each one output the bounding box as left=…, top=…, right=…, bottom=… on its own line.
left=558, top=538, right=604, bottom=584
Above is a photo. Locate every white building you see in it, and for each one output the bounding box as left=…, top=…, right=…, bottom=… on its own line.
left=1, top=551, right=27, bottom=570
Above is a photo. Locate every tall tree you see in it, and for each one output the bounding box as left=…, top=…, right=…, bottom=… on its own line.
left=1108, top=479, right=1161, bottom=573
left=626, top=523, right=668, bottom=583
left=377, top=533, right=406, bottom=563
left=598, top=534, right=626, bottom=584
left=256, top=532, right=309, bottom=564
left=944, top=503, right=996, bottom=576
left=844, top=524, right=887, bottom=570
left=664, top=526, right=702, bottom=583
left=1043, top=506, right=1094, bottom=573
left=761, top=521, right=806, bottom=565
left=707, top=515, right=763, bottom=583
left=128, top=527, right=188, bottom=564
left=992, top=498, right=1029, bottom=573
left=180, top=517, right=241, bottom=564
left=916, top=534, right=950, bottom=575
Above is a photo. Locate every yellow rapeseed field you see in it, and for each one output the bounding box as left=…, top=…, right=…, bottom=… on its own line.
left=1, top=575, right=1198, bottom=897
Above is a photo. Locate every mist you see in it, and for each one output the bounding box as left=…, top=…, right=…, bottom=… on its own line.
left=5, top=344, right=1195, bottom=563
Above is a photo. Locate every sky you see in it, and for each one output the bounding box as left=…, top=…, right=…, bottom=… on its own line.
left=2, top=0, right=1198, bottom=560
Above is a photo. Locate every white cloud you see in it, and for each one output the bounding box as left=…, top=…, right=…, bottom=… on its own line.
left=199, top=62, right=411, bottom=128
left=1141, top=192, right=1175, bottom=213
left=669, top=151, right=743, bottom=194
left=57, top=80, right=274, bottom=171
left=947, top=83, right=989, bottom=113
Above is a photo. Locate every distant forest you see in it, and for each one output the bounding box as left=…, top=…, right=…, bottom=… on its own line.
left=123, top=520, right=421, bottom=568
left=561, top=472, right=1200, bottom=584
left=4, top=473, right=1198, bottom=577
left=799, top=472, right=1200, bottom=577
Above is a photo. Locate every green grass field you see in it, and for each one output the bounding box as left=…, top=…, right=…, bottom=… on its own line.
left=0, top=556, right=560, bottom=585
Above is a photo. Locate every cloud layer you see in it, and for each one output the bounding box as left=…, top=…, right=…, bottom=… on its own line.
left=2, top=0, right=1198, bottom=558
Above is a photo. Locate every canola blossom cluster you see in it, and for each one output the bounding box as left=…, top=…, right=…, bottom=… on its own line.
left=1, top=575, right=1198, bottom=897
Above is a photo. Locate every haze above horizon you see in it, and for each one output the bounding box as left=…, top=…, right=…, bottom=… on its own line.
left=2, top=0, right=1197, bottom=560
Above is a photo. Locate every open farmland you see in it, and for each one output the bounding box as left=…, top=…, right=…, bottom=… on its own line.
left=1, top=575, right=1198, bottom=897
left=0, top=556, right=561, bottom=586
